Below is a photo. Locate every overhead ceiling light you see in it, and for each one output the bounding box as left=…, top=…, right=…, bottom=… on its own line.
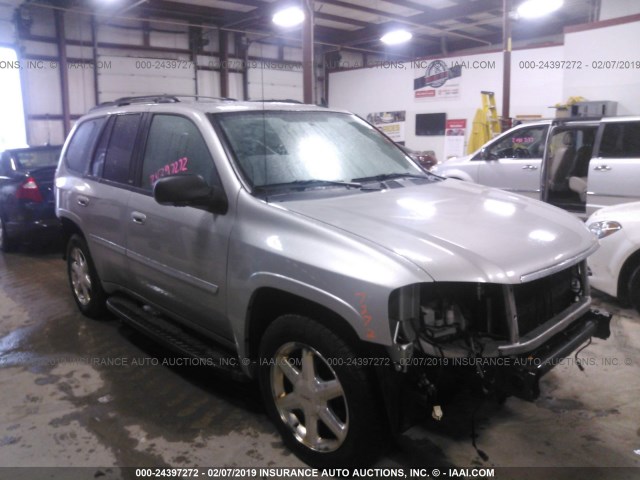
left=517, top=0, right=564, bottom=19
left=272, top=6, right=305, bottom=27
left=380, top=29, right=413, bottom=45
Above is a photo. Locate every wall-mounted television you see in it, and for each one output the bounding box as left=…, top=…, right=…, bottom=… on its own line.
left=415, top=113, right=446, bottom=136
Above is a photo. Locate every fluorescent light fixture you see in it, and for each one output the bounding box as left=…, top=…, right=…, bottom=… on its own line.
left=517, top=0, right=564, bottom=19
left=272, top=6, right=305, bottom=27
left=380, top=29, right=412, bottom=45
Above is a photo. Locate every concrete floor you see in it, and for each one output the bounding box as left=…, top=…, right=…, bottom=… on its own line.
left=0, top=248, right=639, bottom=479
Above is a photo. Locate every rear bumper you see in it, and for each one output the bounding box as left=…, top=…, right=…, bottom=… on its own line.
left=492, top=308, right=612, bottom=400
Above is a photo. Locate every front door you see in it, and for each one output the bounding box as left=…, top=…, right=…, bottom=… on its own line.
left=125, top=113, right=234, bottom=342
left=476, top=124, right=548, bottom=199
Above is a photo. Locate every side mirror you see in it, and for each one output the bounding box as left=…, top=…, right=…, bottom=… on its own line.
left=473, top=148, right=490, bottom=161
left=153, top=174, right=228, bottom=214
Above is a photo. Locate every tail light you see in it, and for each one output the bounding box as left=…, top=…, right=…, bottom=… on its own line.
left=16, top=176, right=43, bottom=203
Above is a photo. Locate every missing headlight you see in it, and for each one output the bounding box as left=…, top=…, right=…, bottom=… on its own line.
left=418, top=283, right=508, bottom=342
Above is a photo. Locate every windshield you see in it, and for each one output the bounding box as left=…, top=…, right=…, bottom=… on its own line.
left=9, top=147, right=61, bottom=170
left=212, top=111, right=428, bottom=190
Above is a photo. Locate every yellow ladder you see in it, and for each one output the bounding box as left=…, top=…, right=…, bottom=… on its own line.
left=481, top=90, right=501, bottom=138
left=467, top=91, right=502, bottom=154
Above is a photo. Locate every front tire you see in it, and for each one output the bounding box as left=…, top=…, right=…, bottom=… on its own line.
left=259, top=315, right=383, bottom=467
left=66, top=234, right=107, bottom=318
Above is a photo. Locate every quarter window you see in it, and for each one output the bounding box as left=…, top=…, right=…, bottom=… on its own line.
left=65, top=117, right=106, bottom=173
left=141, top=114, right=216, bottom=190
left=598, top=122, right=640, bottom=158
left=102, top=114, right=141, bottom=184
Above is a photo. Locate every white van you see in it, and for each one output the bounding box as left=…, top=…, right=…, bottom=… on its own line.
left=434, top=117, right=640, bottom=216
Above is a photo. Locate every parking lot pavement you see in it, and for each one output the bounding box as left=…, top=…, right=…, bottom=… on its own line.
left=0, top=249, right=639, bottom=478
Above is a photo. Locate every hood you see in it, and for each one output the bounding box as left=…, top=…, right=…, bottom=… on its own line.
left=587, top=201, right=640, bottom=225
left=282, top=180, right=597, bottom=283
left=447, top=153, right=472, bottom=163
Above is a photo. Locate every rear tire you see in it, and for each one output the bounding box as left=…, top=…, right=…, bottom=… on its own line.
left=66, top=234, right=107, bottom=318
left=0, top=217, right=16, bottom=252
left=259, top=314, right=383, bottom=468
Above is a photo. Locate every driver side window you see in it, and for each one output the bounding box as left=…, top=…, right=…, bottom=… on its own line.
left=141, top=114, right=219, bottom=191
left=477, top=126, right=547, bottom=161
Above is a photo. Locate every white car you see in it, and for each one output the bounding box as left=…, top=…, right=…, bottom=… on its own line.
left=587, top=201, right=640, bottom=312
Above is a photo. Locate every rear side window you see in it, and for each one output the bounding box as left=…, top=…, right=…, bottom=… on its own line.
left=65, top=117, right=106, bottom=172
left=103, top=114, right=142, bottom=184
left=598, top=122, right=640, bottom=158
left=141, top=114, right=216, bottom=190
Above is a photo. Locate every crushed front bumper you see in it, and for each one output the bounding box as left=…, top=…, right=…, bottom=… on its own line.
left=491, top=308, right=612, bottom=400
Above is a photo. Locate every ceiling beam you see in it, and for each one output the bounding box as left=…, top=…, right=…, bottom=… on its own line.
left=316, top=0, right=413, bottom=23
left=221, top=0, right=372, bottom=29
left=139, top=0, right=235, bottom=24
left=340, top=0, right=502, bottom=46
left=373, top=0, right=437, bottom=14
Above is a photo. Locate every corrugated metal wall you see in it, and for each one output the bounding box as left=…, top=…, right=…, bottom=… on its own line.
left=11, top=3, right=317, bottom=146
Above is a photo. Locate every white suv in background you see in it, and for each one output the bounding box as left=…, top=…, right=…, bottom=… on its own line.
left=587, top=202, right=640, bottom=312
left=434, top=117, right=640, bottom=216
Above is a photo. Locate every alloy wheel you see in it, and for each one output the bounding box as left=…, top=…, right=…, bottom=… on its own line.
left=270, top=342, right=348, bottom=452
left=70, top=247, right=92, bottom=306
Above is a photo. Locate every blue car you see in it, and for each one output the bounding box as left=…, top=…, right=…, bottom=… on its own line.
left=0, top=145, right=62, bottom=251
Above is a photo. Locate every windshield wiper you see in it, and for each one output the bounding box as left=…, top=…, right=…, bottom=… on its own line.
left=288, top=179, right=363, bottom=188
left=255, top=179, right=369, bottom=192
left=351, top=172, right=431, bottom=183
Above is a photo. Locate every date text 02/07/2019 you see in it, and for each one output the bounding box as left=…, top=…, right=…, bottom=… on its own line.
left=133, top=467, right=497, bottom=478
left=518, top=60, right=640, bottom=69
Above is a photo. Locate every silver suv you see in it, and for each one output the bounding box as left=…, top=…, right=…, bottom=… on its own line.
left=55, top=96, right=611, bottom=467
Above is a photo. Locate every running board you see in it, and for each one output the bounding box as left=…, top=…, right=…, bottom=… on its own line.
left=106, top=296, right=248, bottom=381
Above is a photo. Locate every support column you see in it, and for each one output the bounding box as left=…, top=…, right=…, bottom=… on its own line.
left=302, top=0, right=314, bottom=104
left=219, top=30, right=229, bottom=99
left=90, top=15, right=99, bottom=106
left=54, top=9, right=70, bottom=136
left=501, top=0, right=511, bottom=129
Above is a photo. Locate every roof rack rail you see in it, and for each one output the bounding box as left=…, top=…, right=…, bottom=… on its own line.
left=173, top=95, right=237, bottom=102
left=89, top=94, right=237, bottom=111
left=552, top=115, right=604, bottom=123
left=252, top=99, right=304, bottom=104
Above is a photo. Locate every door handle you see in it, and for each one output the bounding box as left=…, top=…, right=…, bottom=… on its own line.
left=594, top=165, right=611, bottom=171
left=522, top=165, right=538, bottom=170
left=131, top=212, right=147, bottom=225
left=77, top=195, right=89, bottom=207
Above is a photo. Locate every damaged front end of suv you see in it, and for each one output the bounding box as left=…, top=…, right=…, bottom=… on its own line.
left=388, top=255, right=611, bottom=412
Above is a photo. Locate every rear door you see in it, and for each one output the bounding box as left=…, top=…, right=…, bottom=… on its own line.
left=126, top=112, right=234, bottom=342
left=81, top=113, right=143, bottom=287
left=588, top=120, right=640, bottom=215
left=475, top=123, right=548, bottom=199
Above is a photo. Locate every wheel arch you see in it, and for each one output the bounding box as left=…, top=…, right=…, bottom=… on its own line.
left=245, top=287, right=366, bottom=363
left=60, top=217, right=85, bottom=259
